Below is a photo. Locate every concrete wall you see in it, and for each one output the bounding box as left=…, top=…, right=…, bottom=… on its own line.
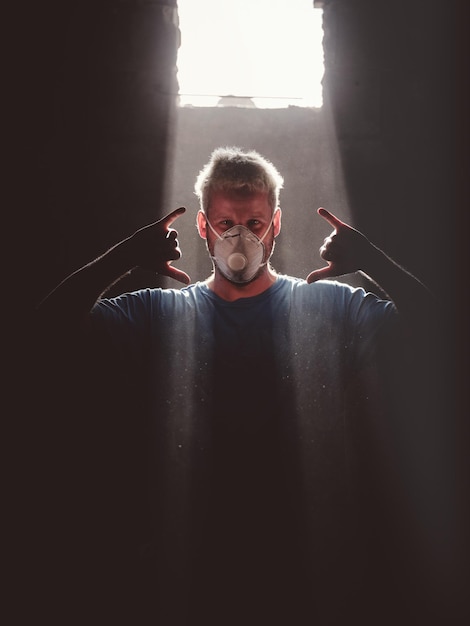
left=321, top=0, right=460, bottom=291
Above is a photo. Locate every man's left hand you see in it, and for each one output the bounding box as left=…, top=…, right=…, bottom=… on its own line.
left=306, top=208, right=373, bottom=283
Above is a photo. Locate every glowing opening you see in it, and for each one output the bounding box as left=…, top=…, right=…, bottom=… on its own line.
left=176, top=0, right=324, bottom=109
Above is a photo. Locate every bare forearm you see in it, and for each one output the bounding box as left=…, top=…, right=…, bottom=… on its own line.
left=307, top=208, right=433, bottom=317
left=36, top=207, right=189, bottom=332
left=360, top=243, right=434, bottom=315
left=37, top=237, right=135, bottom=327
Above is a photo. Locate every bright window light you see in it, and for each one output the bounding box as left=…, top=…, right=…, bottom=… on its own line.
left=176, top=0, right=324, bottom=108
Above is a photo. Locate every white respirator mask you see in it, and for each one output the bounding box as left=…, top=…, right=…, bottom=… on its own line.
left=206, top=214, right=276, bottom=283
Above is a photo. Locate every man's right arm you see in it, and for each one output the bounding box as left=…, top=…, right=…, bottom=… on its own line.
left=36, top=207, right=190, bottom=333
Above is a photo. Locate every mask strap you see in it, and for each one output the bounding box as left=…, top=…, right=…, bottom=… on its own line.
left=259, top=209, right=277, bottom=244
left=204, top=216, right=223, bottom=241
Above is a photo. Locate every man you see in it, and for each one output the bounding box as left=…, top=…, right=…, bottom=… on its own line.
left=37, top=147, right=432, bottom=625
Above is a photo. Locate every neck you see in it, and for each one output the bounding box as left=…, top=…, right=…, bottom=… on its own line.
left=205, top=266, right=278, bottom=301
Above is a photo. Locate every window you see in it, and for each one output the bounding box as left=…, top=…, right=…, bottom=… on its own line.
left=176, top=0, right=324, bottom=108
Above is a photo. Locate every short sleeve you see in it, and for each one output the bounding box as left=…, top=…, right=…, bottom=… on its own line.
left=344, top=286, right=398, bottom=368
left=90, top=289, right=157, bottom=364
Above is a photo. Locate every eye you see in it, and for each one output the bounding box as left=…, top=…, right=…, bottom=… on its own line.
left=219, top=219, right=233, bottom=229
left=248, top=219, right=261, bottom=229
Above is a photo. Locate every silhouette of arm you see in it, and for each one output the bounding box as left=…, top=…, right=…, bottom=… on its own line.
left=306, top=208, right=433, bottom=317
left=37, top=207, right=190, bottom=332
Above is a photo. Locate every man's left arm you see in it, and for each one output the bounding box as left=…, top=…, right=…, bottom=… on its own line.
left=306, top=207, right=434, bottom=318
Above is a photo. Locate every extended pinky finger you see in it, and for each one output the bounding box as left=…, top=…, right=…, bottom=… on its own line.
left=166, top=265, right=191, bottom=285
left=306, top=265, right=336, bottom=283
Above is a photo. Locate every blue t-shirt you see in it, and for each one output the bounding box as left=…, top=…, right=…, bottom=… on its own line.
left=91, top=275, right=397, bottom=607
left=91, top=275, right=395, bottom=427
left=91, top=274, right=396, bottom=462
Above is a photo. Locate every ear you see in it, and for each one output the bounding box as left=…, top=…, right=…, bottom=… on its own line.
left=196, top=210, right=207, bottom=239
left=273, top=207, right=282, bottom=237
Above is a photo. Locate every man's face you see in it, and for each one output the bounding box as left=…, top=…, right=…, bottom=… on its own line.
left=197, top=190, right=281, bottom=267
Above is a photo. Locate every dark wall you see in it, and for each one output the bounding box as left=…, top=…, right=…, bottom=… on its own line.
left=11, top=2, right=181, bottom=621
left=322, top=0, right=464, bottom=291
left=323, top=2, right=469, bottom=614
left=15, top=0, right=180, bottom=310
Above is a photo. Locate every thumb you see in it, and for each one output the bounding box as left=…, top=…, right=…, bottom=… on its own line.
left=306, top=264, right=337, bottom=284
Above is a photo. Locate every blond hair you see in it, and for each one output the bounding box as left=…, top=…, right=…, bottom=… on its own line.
left=194, top=146, right=284, bottom=213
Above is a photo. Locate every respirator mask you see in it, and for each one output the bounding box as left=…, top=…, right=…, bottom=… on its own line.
left=206, top=214, right=276, bottom=283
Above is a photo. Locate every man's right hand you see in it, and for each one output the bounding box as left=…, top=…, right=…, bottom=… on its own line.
left=127, top=207, right=191, bottom=285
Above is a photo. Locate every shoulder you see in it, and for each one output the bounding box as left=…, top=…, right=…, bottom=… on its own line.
left=279, top=275, right=396, bottom=318
left=92, top=283, right=210, bottom=321
left=279, top=275, right=358, bottom=302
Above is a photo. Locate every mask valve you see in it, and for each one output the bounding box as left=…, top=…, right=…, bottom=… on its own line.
left=227, top=252, right=248, bottom=271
